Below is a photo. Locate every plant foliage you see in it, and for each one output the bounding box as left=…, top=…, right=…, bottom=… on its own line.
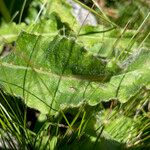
left=0, top=0, right=150, bottom=149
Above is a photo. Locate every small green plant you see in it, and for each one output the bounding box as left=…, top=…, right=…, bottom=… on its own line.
left=0, top=0, right=150, bottom=149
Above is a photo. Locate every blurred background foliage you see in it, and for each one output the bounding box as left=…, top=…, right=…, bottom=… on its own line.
left=0, top=0, right=149, bottom=44
left=0, top=0, right=47, bottom=24
left=79, top=0, right=150, bottom=28
left=0, top=0, right=150, bottom=28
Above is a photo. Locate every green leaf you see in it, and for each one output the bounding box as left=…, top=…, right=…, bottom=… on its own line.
left=0, top=31, right=116, bottom=114
left=0, top=31, right=149, bottom=115
left=47, top=0, right=79, bottom=31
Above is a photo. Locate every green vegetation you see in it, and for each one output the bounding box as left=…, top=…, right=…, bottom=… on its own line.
left=0, top=0, right=150, bottom=149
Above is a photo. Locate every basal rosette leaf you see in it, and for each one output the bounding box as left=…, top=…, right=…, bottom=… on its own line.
left=77, top=27, right=139, bottom=59
left=0, top=32, right=115, bottom=114
left=123, top=48, right=150, bottom=71
left=0, top=31, right=150, bottom=115
left=48, top=0, right=79, bottom=31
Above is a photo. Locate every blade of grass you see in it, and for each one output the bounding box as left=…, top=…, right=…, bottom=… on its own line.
left=19, top=0, right=27, bottom=24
